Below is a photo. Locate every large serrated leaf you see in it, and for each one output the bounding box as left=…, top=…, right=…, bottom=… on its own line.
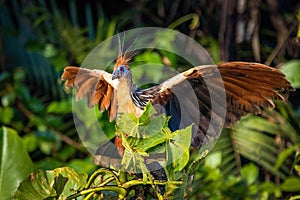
left=0, top=126, right=34, bottom=200
left=14, top=170, right=57, bottom=200
left=14, top=167, right=87, bottom=200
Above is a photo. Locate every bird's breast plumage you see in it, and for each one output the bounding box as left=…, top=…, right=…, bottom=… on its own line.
left=115, top=78, right=144, bottom=118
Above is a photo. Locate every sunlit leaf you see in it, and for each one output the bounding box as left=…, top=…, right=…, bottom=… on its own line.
left=23, top=134, right=38, bottom=152
left=116, top=113, right=139, bottom=137
left=295, top=165, right=300, bottom=176
left=241, top=163, right=259, bottom=185
left=1, top=92, right=16, bottom=107
left=259, top=182, right=282, bottom=198
left=280, top=177, right=300, bottom=192
left=139, top=114, right=167, bottom=138
left=46, top=99, right=72, bottom=114
left=139, top=102, right=158, bottom=123
left=205, top=151, right=222, bottom=169
left=0, top=127, right=33, bottom=199
left=15, top=167, right=87, bottom=200
left=275, top=145, right=299, bottom=170
left=0, top=107, right=13, bottom=124
left=136, top=131, right=166, bottom=151
left=166, top=125, right=192, bottom=173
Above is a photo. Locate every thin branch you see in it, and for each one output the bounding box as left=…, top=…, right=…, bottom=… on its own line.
left=122, top=179, right=182, bottom=189
left=265, top=0, right=298, bottom=65
left=66, top=186, right=127, bottom=200
left=265, top=20, right=298, bottom=66
left=17, top=100, right=83, bottom=150
left=67, top=179, right=182, bottom=200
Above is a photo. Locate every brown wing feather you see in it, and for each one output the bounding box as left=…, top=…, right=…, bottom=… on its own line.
left=61, top=66, right=117, bottom=121
left=148, top=62, right=294, bottom=148
left=217, top=62, right=294, bottom=119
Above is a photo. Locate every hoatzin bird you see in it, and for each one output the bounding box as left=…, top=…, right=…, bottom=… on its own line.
left=61, top=52, right=294, bottom=172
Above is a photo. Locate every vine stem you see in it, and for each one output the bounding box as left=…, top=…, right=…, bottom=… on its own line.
left=121, top=179, right=182, bottom=189
left=66, top=186, right=127, bottom=200
left=67, top=179, right=182, bottom=199
left=167, top=13, right=199, bottom=29
left=85, top=168, right=120, bottom=189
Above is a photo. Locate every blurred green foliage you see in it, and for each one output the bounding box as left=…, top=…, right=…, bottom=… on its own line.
left=1, top=0, right=300, bottom=199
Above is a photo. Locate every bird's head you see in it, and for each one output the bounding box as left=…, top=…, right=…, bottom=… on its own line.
left=112, top=51, right=133, bottom=80
left=112, top=65, right=131, bottom=80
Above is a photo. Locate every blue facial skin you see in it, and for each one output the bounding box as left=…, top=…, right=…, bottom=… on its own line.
left=112, top=65, right=129, bottom=80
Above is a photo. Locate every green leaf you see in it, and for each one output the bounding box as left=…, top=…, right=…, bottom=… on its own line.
left=67, top=159, right=97, bottom=174
left=139, top=102, right=158, bottom=123
left=230, top=114, right=290, bottom=179
left=281, top=60, right=300, bottom=88
left=204, top=151, right=222, bottom=169
left=116, top=113, right=139, bottom=137
left=0, top=127, right=33, bottom=200
left=34, top=158, right=63, bottom=170
left=138, top=114, right=167, bottom=138
left=295, top=165, right=300, bottom=176
left=134, top=51, right=163, bottom=64
left=136, top=131, right=166, bottom=151
left=116, top=103, right=165, bottom=139
left=1, top=92, right=16, bottom=107
left=15, top=167, right=87, bottom=200
left=56, top=146, right=76, bottom=162
left=45, top=115, right=64, bottom=127
left=166, top=125, right=192, bottom=173
left=275, top=145, right=299, bottom=170
left=23, top=134, right=38, bottom=152
left=280, top=177, right=300, bottom=192
left=46, top=99, right=72, bottom=114
left=121, top=143, right=148, bottom=175
left=241, top=163, right=259, bottom=185
left=27, top=97, right=45, bottom=113
left=0, top=107, right=14, bottom=124
left=0, top=71, right=10, bottom=82
left=259, top=182, right=282, bottom=198
left=15, top=170, right=57, bottom=200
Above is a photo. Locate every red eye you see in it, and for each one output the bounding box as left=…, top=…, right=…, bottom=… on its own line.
left=119, top=66, right=124, bottom=71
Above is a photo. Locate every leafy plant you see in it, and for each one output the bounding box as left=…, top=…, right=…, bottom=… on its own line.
left=0, top=127, right=33, bottom=200
left=15, top=103, right=191, bottom=199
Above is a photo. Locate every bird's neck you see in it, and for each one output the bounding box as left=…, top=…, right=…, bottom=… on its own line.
left=115, top=77, right=143, bottom=117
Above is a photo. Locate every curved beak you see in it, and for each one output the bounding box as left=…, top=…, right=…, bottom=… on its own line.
left=112, top=66, right=128, bottom=80
left=112, top=69, right=120, bottom=80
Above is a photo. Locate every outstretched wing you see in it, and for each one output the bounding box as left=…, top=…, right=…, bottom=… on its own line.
left=61, top=66, right=117, bottom=121
left=138, top=62, right=294, bottom=148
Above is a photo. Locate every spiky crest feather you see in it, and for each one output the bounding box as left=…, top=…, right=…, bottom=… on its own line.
left=114, top=33, right=137, bottom=69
